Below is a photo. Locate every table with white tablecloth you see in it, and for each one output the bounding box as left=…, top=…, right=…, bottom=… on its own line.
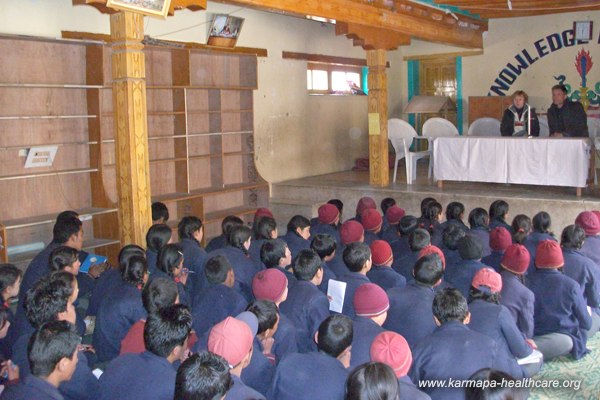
left=432, top=137, right=592, bottom=190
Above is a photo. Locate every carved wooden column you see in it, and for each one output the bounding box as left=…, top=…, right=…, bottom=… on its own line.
left=110, top=11, right=152, bottom=246
left=367, top=49, right=389, bottom=186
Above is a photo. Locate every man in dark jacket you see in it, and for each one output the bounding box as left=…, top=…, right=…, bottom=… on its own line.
left=547, top=84, right=588, bottom=137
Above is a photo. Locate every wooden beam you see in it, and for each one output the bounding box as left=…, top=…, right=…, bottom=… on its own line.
left=336, top=22, right=411, bottom=50
left=282, top=51, right=391, bottom=68
left=367, top=50, right=390, bottom=186
left=219, top=0, right=486, bottom=48
left=403, top=50, right=483, bottom=61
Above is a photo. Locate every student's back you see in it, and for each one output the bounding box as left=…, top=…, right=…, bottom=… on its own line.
left=500, top=270, right=535, bottom=339
left=192, top=284, right=247, bottom=336
left=0, top=375, right=63, bottom=400
left=207, top=246, right=262, bottom=301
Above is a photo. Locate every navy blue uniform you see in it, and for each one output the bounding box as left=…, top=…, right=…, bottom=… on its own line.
left=269, top=351, right=348, bottom=400
left=384, top=281, right=437, bottom=348
left=92, top=280, right=146, bottom=363
left=391, top=237, right=410, bottom=262
left=280, top=232, right=311, bottom=263
left=444, top=259, right=486, bottom=298
left=580, top=235, right=600, bottom=267
left=489, top=218, right=511, bottom=233
left=528, top=269, right=592, bottom=359
left=442, top=247, right=461, bottom=272
left=228, top=374, right=266, bottom=400
left=367, top=265, right=406, bottom=292
left=363, top=231, right=379, bottom=246
left=500, top=270, right=535, bottom=339
left=191, top=283, right=247, bottom=337
left=98, top=351, right=176, bottom=400
left=272, top=313, right=298, bottom=364
left=279, top=281, right=330, bottom=353
left=205, top=234, right=227, bottom=253
left=469, top=227, right=491, bottom=258
left=241, top=337, right=275, bottom=396
left=207, top=246, right=263, bottom=302
left=337, top=272, right=370, bottom=318
left=562, top=248, right=600, bottom=311
left=316, top=262, right=336, bottom=296
left=327, top=250, right=348, bottom=278
left=392, top=250, right=420, bottom=280
left=310, top=223, right=341, bottom=245
left=0, top=375, right=64, bottom=400
left=146, top=249, right=159, bottom=276
left=399, top=376, right=431, bottom=400
left=179, top=237, right=208, bottom=298
left=349, top=317, right=385, bottom=369
left=248, top=238, right=267, bottom=266
left=149, top=270, right=191, bottom=309
left=482, top=250, right=504, bottom=272
left=380, top=226, right=400, bottom=247
left=87, top=268, right=121, bottom=317
left=525, top=232, right=556, bottom=274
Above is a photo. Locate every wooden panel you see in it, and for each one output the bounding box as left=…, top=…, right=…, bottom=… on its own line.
left=188, top=158, right=217, bottom=190
left=145, top=47, right=174, bottom=86
left=468, top=96, right=512, bottom=124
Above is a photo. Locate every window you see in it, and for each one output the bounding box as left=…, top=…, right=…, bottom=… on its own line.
left=307, top=63, right=365, bottom=95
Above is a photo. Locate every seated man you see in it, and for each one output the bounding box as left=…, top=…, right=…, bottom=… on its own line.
left=547, top=84, right=588, bottom=137
left=174, top=352, right=233, bottom=400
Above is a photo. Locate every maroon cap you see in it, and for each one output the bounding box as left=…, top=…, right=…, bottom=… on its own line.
left=418, top=245, right=446, bottom=269
left=356, top=197, right=377, bottom=216
left=252, top=269, right=288, bottom=302
left=385, top=205, right=406, bottom=225
left=370, top=332, right=412, bottom=378
left=318, top=204, right=339, bottom=225
left=575, top=211, right=600, bottom=236
left=353, top=283, right=389, bottom=317
left=254, top=208, right=273, bottom=219
left=341, top=221, right=364, bottom=245
left=362, top=209, right=383, bottom=232
left=535, top=240, right=564, bottom=268
left=490, top=227, right=512, bottom=252
left=472, top=268, right=502, bottom=293
left=501, top=244, right=530, bottom=275
left=370, top=240, right=393, bottom=265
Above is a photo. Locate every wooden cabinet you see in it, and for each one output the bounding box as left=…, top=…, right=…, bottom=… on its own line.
left=468, top=96, right=512, bottom=125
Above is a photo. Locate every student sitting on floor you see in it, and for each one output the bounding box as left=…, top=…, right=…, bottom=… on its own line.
left=310, top=234, right=337, bottom=294
left=1, top=321, right=80, bottom=400
left=327, top=221, right=364, bottom=278
left=420, top=201, right=443, bottom=247
left=349, top=283, right=389, bottom=369
left=361, top=209, right=383, bottom=245
left=351, top=196, right=377, bottom=224
left=280, top=215, right=312, bottom=263
left=445, top=234, right=486, bottom=298
left=575, top=211, right=600, bottom=267
left=261, top=239, right=296, bottom=285
left=311, top=204, right=341, bottom=245
left=367, top=240, right=405, bottom=291
left=526, top=212, right=557, bottom=269
left=249, top=217, right=278, bottom=265
left=418, top=245, right=453, bottom=292
left=371, top=331, right=431, bottom=400
left=380, top=197, right=397, bottom=232
left=99, top=304, right=192, bottom=400
left=241, top=304, right=277, bottom=396
left=154, top=244, right=191, bottom=308
left=345, top=362, right=399, bottom=400
left=270, top=315, right=352, bottom=400
left=391, top=215, right=418, bottom=262
left=151, top=201, right=169, bottom=225
left=0, top=264, right=22, bottom=358
left=177, top=216, right=208, bottom=298
left=439, top=202, right=469, bottom=236
left=278, top=249, right=329, bottom=353
left=489, top=200, right=512, bottom=233
left=482, top=227, right=512, bottom=272
left=498, top=244, right=535, bottom=339
left=380, top=205, right=405, bottom=245
left=145, top=224, right=172, bottom=276
left=468, top=207, right=491, bottom=258
left=440, top=224, right=465, bottom=272
left=174, top=352, right=233, bottom=400
left=206, top=215, right=243, bottom=253
left=393, top=228, right=430, bottom=280
left=528, top=240, right=592, bottom=360
left=338, top=242, right=372, bottom=318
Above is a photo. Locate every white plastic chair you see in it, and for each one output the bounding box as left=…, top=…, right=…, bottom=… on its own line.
left=422, top=118, right=459, bottom=179
left=388, top=118, right=431, bottom=184
left=587, top=117, right=600, bottom=139
left=538, top=116, right=549, bottom=137
left=467, top=117, right=501, bottom=136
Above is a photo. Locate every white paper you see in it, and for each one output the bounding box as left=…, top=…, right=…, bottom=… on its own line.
left=517, top=349, right=543, bottom=365
left=327, top=279, right=347, bottom=313
left=93, top=368, right=103, bottom=379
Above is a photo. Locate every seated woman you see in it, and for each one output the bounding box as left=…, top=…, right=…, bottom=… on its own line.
left=500, top=90, right=540, bottom=137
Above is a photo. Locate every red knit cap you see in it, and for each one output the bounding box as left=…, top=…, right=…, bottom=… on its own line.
left=341, top=221, right=364, bottom=245
left=472, top=267, right=502, bottom=293
left=208, top=317, right=253, bottom=367
left=575, top=211, right=600, bottom=236
left=362, top=209, right=383, bottom=232
left=353, top=283, right=389, bottom=317
left=418, top=245, right=446, bottom=269
left=501, top=244, right=530, bottom=274
left=490, top=227, right=512, bottom=252
left=254, top=208, right=273, bottom=219
left=318, top=203, right=339, bottom=225
left=385, top=206, right=406, bottom=225
left=252, top=269, right=288, bottom=302
left=535, top=240, right=564, bottom=268
left=370, top=240, right=393, bottom=265
left=356, top=197, right=377, bottom=216
left=370, top=332, right=412, bottom=378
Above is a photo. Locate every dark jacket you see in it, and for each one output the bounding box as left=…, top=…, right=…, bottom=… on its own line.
left=547, top=100, right=588, bottom=137
left=499, top=270, right=535, bottom=339
left=500, top=104, right=540, bottom=136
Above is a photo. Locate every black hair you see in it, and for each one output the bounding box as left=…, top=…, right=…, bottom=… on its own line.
left=221, top=215, right=244, bottom=236
left=511, top=214, right=531, bottom=245
left=293, top=249, right=322, bottom=281
left=380, top=198, right=396, bottom=216
left=409, top=228, right=431, bottom=252
left=551, top=84, right=568, bottom=94
left=52, top=216, right=82, bottom=245
left=178, top=216, right=203, bottom=243
left=532, top=211, right=552, bottom=234
left=142, top=277, right=178, bottom=314
left=345, top=362, right=400, bottom=400
left=468, top=208, right=490, bottom=230
left=255, top=217, right=277, bottom=240
left=0, top=264, right=22, bottom=296
left=204, top=255, right=232, bottom=285
left=317, top=315, right=353, bottom=358
left=260, top=239, right=287, bottom=269
left=0, top=306, right=8, bottom=331
left=28, top=320, right=80, bottom=378
left=413, top=254, right=444, bottom=286
left=420, top=197, right=437, bottom=218
left=446, top=202, right=465, bottom=222
left=561, top=224, right=586, bottom=250
left=55, top=210, right=79, bottom=222
left=328, top=199, right=344, bottom=214
left=310, top=234, right=337, bottom=260
left=421, top=201, right=443, bottom=234
left=144, top=304, right=192, bottom=358
left=443, top=224, right=467, bottom=250
left=398, top=215, right=418, bottom=236
left=152, top=202, right=170, bottom=223
left=24, top=274, right=74, bottom=329
left=118, top=244, right=146, bottom=273
left=122, top=255, right=148, bottom=287
left=246, top=300, right=278, bottom=335
left=174, top=352, right=233, bottom=400
left=489, top=200, right=509, bottom=223
left=433, top=288, right=469, bottom=323
left=469, top=287, right=500, bottom=305
left=343, top=242, right=371, bottom=273
left=286, top=215, right=311, bottom=237
left=158, top=243, right=184, bottom=278
left=146, top=224, right=172, bottom=253
left=465, top=368, right=528, bottom=400
left=49, top=246, right=79, bottom=273
left=227, top=225, right=252, bottom=254
left=458, top=234, right=484, bottom=260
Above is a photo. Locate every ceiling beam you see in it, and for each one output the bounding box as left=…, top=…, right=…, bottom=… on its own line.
left=335, top=22, right=411, bottom=50
left=219, top=0, right=486, bottom=48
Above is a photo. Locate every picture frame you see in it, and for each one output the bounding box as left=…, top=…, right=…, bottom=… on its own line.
left=207, top=14, right=245, bottom=48
left=574, top=20, right=593, bottom=41
left=106, top=0, right=172, bottom=19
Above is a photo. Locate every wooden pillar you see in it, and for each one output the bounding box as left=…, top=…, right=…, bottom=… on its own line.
left=367, top=49, right=389, bottom=186
left=110, top=12, right=152, bottom=246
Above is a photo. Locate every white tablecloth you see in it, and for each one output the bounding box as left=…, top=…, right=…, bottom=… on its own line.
left=433, top=137, right=591, bottom=188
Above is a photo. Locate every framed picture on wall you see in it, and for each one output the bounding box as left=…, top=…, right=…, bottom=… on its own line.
left=207, top=14, right=244, bottom=47
left=106, top=0, right=172, bottom=19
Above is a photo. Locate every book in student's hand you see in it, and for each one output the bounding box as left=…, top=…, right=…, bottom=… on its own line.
left=80, top=253, right=107, bottom=274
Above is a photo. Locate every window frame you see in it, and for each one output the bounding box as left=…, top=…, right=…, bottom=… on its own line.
left=307, top=62, right=365, bottom=96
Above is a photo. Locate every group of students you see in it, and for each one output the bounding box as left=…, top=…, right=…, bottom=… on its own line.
left=0, top=196, right=598, bottom=399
